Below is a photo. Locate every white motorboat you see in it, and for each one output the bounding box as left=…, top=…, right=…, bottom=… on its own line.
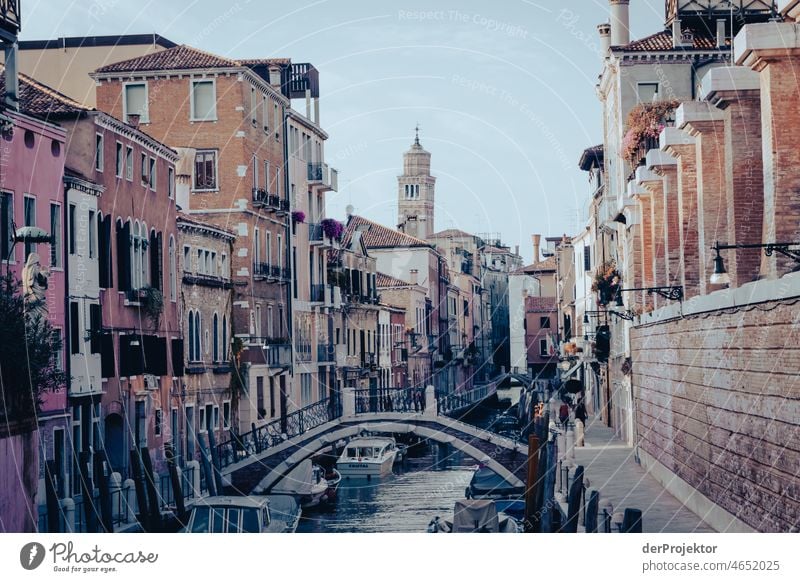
left=427, top=499, right=521, bottom=533
left=272, top=459, right=339, bottom=508
left=183, top=495, right=301, bottom=533
left=336, top=436, right=398, bottom=477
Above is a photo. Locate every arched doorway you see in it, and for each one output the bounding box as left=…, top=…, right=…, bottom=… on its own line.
left=104, top=413, right=125, bottom=475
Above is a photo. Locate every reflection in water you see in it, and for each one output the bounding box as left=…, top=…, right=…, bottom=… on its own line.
left=297, top=399, right=521, bottom=533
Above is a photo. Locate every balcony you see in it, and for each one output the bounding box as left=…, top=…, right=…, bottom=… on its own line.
left=1, top=0, right=21, bottom=36
left=288, top=63, right=320, bottom=99
left=262, top=343, right=292, bottom=368
left=361, top=352, right=377, bottom=370
left=252, top=188, right=290, bottom=215
left=295, top=341, right=311, bottom=363
left=307, top=163, right=337, bottom=191
left=308, top=223, right=325, bottom=245
left=310, top=283, right=325, bottom=303
left=182, top=273, right=233, bottom=289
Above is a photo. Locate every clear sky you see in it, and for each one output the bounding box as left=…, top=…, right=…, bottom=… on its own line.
left=20, top=0, right=666, bottom=263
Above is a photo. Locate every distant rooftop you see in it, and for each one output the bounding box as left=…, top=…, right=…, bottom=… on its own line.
left=19, top=33, right=177, bottom=51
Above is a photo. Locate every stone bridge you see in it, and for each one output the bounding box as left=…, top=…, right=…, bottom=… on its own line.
left=216, top=385, right=529, bottom=495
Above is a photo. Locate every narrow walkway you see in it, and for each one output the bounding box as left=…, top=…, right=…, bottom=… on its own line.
left=574, top=416, right=715, bottom=533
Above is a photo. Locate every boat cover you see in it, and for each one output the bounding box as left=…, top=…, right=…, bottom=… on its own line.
left=469, top=465, right=525, bottom=498
left=272, top=459, right=315, bottom=496
left=452, top=499, right=500, bottom=533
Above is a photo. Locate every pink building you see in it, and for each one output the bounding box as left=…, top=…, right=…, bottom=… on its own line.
left=1, top=68, right=67, bottom=532
left=524, top=296, right=558, bottom=380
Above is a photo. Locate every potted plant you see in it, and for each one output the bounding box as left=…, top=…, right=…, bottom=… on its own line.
left=621, top=100, right=679, bottom=165
left=139, top=285, right=164, bottom=327
left=592, top=260, right=622, bottom=305
left=320, top=218, right=345, bottom=241
left=291, top=210, right=306, bottom=224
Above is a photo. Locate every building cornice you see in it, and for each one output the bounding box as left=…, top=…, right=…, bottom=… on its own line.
left=93, top=111, right=178, bottom=161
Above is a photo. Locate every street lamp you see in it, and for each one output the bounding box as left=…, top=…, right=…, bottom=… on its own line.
left=710, top=241, right=800, bottom=286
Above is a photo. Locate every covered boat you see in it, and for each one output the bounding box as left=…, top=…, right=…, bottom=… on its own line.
left=272, top=459, right=337, bottom=508
left=428, top=499, right=521, bottom=533
left=466, top=463, right=525, bottom=500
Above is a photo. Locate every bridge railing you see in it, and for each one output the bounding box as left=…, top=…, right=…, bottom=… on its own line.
left=216, top=397, right=341, bottom=469
left=437, top=383, right=497, bottom=416
left=353, top=386, right=426, bottom=414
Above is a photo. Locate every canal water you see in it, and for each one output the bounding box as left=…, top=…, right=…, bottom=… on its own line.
left=297, top=398, right=521, bottom=533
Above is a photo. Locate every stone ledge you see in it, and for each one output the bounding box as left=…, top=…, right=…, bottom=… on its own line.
left=634, top=270, right=800, bottom=327
left=659, top=126, right=694, bottom=151
left=778, top=0, right=800, bottom=21
left=635, top=165, right=661, bottom=186
left=676, top=101, right=725, bottom=135
left=646, top=148, right=677, bottom=171
left=734, top=22, right=800, bottom=69
left=699, top=65, right=760, bottom=108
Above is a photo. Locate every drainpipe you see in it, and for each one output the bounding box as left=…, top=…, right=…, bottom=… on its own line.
left=281, top=95, right=294, bottom=422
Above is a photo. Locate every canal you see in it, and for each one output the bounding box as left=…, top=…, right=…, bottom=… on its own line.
left=297, top=397, right=521, bottom=533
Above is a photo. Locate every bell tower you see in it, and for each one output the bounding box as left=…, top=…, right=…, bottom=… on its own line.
left=397, top=126, right=436, bottom=240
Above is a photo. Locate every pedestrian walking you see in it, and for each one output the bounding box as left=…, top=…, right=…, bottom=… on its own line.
left=558, top=400, right=570, bottom=429
left=575, top=399, right=587, bottom=425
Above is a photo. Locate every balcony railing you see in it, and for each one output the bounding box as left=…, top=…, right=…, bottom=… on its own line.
left=288, top=63, right=320, bottom=99
left=182, top=273, right=233, bottom=289
left=1, top=0, right=21, bottom=36
left=263, top=343, right=292, bottom=367
left=254, top=263, right=290, bottom=281
left=308, top=223, right=325, bottom=244
left=354, top=387, right=426, bottom=414
left=295, top=341, right=312, bottom=362
left=252, top=189, right=290, bottom=214
left=361, top=352, right=377, bottom=369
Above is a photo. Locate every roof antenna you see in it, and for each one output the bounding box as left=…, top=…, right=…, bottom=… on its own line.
left=414, top=123, right=420, bottom=145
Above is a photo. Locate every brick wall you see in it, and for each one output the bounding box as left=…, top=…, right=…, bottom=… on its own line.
left=631, top=298, right=800, bottom=532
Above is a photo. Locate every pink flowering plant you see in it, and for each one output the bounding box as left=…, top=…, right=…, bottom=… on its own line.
left=321, top=218, right=345, bottom=241
left=621, top=100, right=679, bottom=165
left=291, top=210, right=306, bottom=224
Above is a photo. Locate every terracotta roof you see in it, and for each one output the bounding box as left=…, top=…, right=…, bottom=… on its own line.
left=429, top=228, right=477, bottom=239
left=1, top=66, right=89, bottom=118
left=94, top=44, right=240, bottom=74
left=513, top=256, right=557, bottom=274
left=239, top=58, right=291, bottom=67
left=177, top=214, right=236, bottom=238
left=525, top=296, right=557, bottom=312
left=617, top=29, right=727, bottom=52
left=376, top=273, right=411, bottom=288
left=481, top=245, right=512, bottom=254
left=346, top=215, right=432, bottom=249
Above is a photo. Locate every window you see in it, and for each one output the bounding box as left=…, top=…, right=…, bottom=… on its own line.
left=277, top=234, right=283, bottom=270
left=168, top=167, right=175, bottom=200
left=273, top=103, right=279, bottom=138
left=222, top=315, right=228, bottom=362
left=263, top=97, right=270, bottom=132
left=183, top=245, right=191, bottom=272
left=124, top=83, right=148, bottom=123
left=221, top=253, right=228, bottom=278
left=140, top=153, right=148, bottom=184
left=115, top=142, right=123, bottom=177
left=149, top=158, right=156, bottom=190
left=23, top=195, right=36, bottom=261
left=67, top=203, right=76, bottom=256
left=267, top=306, right=273, bottom=337
left=255, top=304, right=262, bottom=337
left=1, top=192, right=12, bottom=262
left=539, top=339, right=549, bottom=358
left=50, top=203, right=61, bottom=268
left=250, top=86, right=257, bottom=124
left=70, top=302, right=80, bottom=355
left=53, top=328, right=63, bottom=371
left=197, top=249, right=204, bottom=275
left=154, top=409, right=162, bottom=437
left=125, top=146, right=133, bottom=181
left=191, top=79, right=216, bottom=121
left=89, top=303, right=101, bottom=354
left=198, top=406, right=206, bottom=433
left=253, top=228, right=260, bottom=266
left=223, top=401, right=230, bottom=429
left=213, top=313, right=219, bottom=362
left=265, top=232, right=272, bottom=265
left=169, top=236, right=176, bottom=301
left=213, top=406, right=219, bottom=430
left=210, top=252, right=217, bottom=276
left=95, top=133, right=104, bottom=172
left=256, top=376, right=264, bottom=420
left=540, top=316, right=551, bottom=329
left=583, top=245, right=591, bottom=271
left=193, top=150, right=217, bottom=190
left=88, top=210, right=96, bottom=259
left=637, top=83, right=659, bottom=104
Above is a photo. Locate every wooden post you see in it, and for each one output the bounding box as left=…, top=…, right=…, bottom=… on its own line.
left=129, top=448, right=151, bottom=531
left=541, top=439, right=557, bottom=533
left=564, top=464, right=584, bottom=533
left=78, top=452, right=98, bottom=533
left=585, top=490, right=600, bottom=533
left=251, top=422, right=260, bottom=454
left=523, top=435, right=539, bottom=533
left=197, top=434, right=217, bottom=497
left=205, top=426, right=224, bottom=494
left=622, top=508, right=643, bottom=533
left=165, top=443, right=187, bottom=523
left=44, top=460, right=62, bottom=533
left=93, top=451, right=114, bottom=533
left=139, top=447, right=162, bottom=532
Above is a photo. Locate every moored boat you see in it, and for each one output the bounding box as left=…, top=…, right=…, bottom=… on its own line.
left=183, top=495, right=301, bottom=533
left=336, top=436, right=398, bottom=477
left=427, top=499, right=521, bottom=533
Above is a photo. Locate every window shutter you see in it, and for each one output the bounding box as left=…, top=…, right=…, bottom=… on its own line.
left=101, top=333, right=116, bottom=378
left=119, top=334, right=144, bottom=377
left=171, top=338, right=185, bottom=377
left=98, top=217, right=108, bottom=287
left=69, top=302, right=80, bottom=355
left=89, top=304, right=101, bottom=354
left=144, top=335, right=168, bottom=376
left=584, top=245, right=591, bottom=271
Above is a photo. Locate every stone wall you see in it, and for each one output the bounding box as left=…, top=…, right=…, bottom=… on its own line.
left=631, top=284, right=800, bottom=532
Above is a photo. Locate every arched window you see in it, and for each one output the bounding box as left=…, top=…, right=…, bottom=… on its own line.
left=222, top=315, right=228, bottom=362
left=168, top=236, right=176, bottom=301
left=212, top=313, right=219, bottom=362
left=188, top=310, right=195, bottom=361
left=132, top=220, right=141, bottom=290
left=194, top=312, right=202, bottom=362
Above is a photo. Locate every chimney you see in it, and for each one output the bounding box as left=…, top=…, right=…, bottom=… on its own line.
left=515, top=244, right=520, bottom=257
left=716, top=19, right=726, bottom=48
left=3, top=42, right=19, bottom=111
left=409, top=269, right=418, bottom=285
left=597, top=23, right=611, bottom=57
left=609, top=0, right=630, bottom=47
left=532, top=234, right=541, bottom=263
left=268, top=65, right=282, bottom=89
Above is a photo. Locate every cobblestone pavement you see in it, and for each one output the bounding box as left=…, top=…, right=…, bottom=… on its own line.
left=572, top=416, right=716, bottom=533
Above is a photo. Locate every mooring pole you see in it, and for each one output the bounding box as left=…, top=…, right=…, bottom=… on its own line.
left=524, top=435, right=540, bottom=532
